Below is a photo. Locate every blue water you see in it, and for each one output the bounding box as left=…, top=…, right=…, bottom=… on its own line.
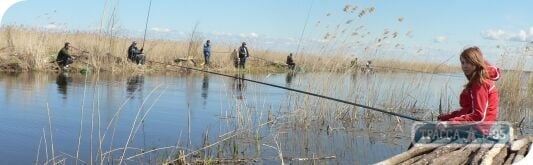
left=0, top=71, right=529, bottom=164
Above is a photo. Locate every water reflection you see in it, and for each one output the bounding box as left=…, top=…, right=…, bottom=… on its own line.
left=126, top=74, right=144, bottom=98
left=201, top=73, right=209, bottom=105
left=56, top=72, right=72, bottom=99
left=285, top=72, right=296, bottom=86
left=0, top=71, right=530, bottom=164
left=350, top=71, right=358, bottom=82
left=232, top=73, right=246, bottom=99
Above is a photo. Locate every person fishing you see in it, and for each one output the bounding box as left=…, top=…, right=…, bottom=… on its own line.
left=409, top=47, right=502, bottom=148
left=203, top=40, right=211, bottom=66
left=56, top=42, right=75, bottom=70
left=286, top=53, right=296, bottom=70
left=351, top=58, right=358, bottom=68
left=127, top=41, right=145, bottom=65
left=365, top=60, right=372, bottom=69
left=437, top=46, right=500, bottom=136
left=238, top=42, right=250, bottom=69
left=231, top=49, right=239, bottom=68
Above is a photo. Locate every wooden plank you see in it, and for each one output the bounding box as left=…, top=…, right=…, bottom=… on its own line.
left=511, top=137, right=531, bottom=151
left=471, top=144, right=493, bottom=165
left=408, top=144, right=465, bottom=165
left=481, top=144, right=508, bottom=165
left=375, top=145, right=438, bottom=165
left=513, top=142, right=531, bottom=164
left=429, top=143, right=480, bottom=165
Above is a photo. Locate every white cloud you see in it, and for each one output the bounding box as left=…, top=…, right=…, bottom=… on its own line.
left=44, top=23, right=59, bottom=29
left=482, top=29, right=506, bottom=40
left=150, top=27, right=172, bottom=33
left=249, top=32, right=258, bottom=38
left=238, top=32, right=259, bottom=38
left=434, top=36, right=447, bottom=43
left=482, top=27, right=533, bottom=42
left=212, top=31, right=232, bottom=36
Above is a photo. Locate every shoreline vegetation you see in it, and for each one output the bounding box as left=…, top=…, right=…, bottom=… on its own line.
left=2, top=27, right=532, bottom=164
left=0, top=26, right=461, bottom=74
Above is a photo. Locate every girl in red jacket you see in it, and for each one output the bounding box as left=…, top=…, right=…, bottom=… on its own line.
left=438, top=46, right=501, bottom=135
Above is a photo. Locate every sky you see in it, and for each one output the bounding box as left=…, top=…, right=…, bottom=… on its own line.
left=2, top=0, right=533, bottom=69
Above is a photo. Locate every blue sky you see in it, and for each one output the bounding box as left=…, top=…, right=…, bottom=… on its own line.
left=2, top=0, right=533, bottom=67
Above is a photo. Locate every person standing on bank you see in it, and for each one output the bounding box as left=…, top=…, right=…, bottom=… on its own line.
left=57, top=42, right=74, bottom=70
left=231, top=49, right=239, bottom=68
left=238, top=42, right=250, bottom=69
left=127, top=41, right=145, bottom=65
left=286, top=53, right=296, bottom=70
left=437, top=46, right=501, bottom=135
left=203, top=40, right=211, bottom=66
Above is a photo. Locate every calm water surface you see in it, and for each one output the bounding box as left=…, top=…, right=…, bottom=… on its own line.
left=0, top=71, right=530, bottom=164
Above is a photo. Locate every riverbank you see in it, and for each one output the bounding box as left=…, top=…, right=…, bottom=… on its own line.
left=0, top=26, right=461, bottom=74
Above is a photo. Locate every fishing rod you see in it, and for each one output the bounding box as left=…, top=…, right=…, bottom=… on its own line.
left=69, top=45, right=90, bottom=54
left=149, top=60, right=497, bottom=142
left=148, top=60, right=425, bottom=122
left=295, top=0, right=314, bottom=57
left=49, top=45, right=89, bottom=63
left=141, top=0, right=153, bottom=49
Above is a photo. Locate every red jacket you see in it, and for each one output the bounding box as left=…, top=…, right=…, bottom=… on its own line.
left=438, top=64, right=500, bottom=133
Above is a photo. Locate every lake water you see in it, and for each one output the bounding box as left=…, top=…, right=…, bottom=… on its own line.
left=0, top=71, right=530, bottom=164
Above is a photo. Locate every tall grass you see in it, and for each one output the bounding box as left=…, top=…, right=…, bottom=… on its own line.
left=0, top=27, right=460, bottom=74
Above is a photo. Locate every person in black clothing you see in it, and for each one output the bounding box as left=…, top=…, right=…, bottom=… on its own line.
left=127, top=41, right=145, bottom=65
left=286, top=53, right=296, bottom=70
left=203, top=40, right=211, bottom=66
left=231, top=49, right=239, bottom=68
left=57, top=42, right=74, bottom=70
left=238, top=42, right=250, bottom=69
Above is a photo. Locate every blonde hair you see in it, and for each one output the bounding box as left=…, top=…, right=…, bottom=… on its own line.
left=460, top=47, right=489, bottom=88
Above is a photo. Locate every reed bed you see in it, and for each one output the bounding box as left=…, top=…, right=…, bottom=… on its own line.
left=0, top=26, right=460, bottom=74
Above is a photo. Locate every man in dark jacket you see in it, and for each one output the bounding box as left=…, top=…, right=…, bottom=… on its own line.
left=57, top=42, right=74, bottom=70
left=127, top=41, right=145, bottom=65
left=286, top=53, right=295, bottom=70
left=203, top=40, right=211, bottom=66
left=238, top=42, right=249, bottom=69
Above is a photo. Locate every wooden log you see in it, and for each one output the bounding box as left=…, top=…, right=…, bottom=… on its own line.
left=397, top=153, right=424, bottom=165
left=511, top=137, right=531, bottom=151
left=513, top=142, right=530, bottom=164
left=471, top=144, right=493, bottom=165
left=511, top=142, right=533, bottom=165
left=493, top=145, right=509, bottom=165
left=481, top=144, right=508, bottom=165
left=503, top=150, right=516, bottom=165
left=429, top=143, right=480, bottom=165
left=375, top=145, right=439, bottom=165
left=379, top=138, right=463, bottom=165
left=408, top=144, right=465, bottom=165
